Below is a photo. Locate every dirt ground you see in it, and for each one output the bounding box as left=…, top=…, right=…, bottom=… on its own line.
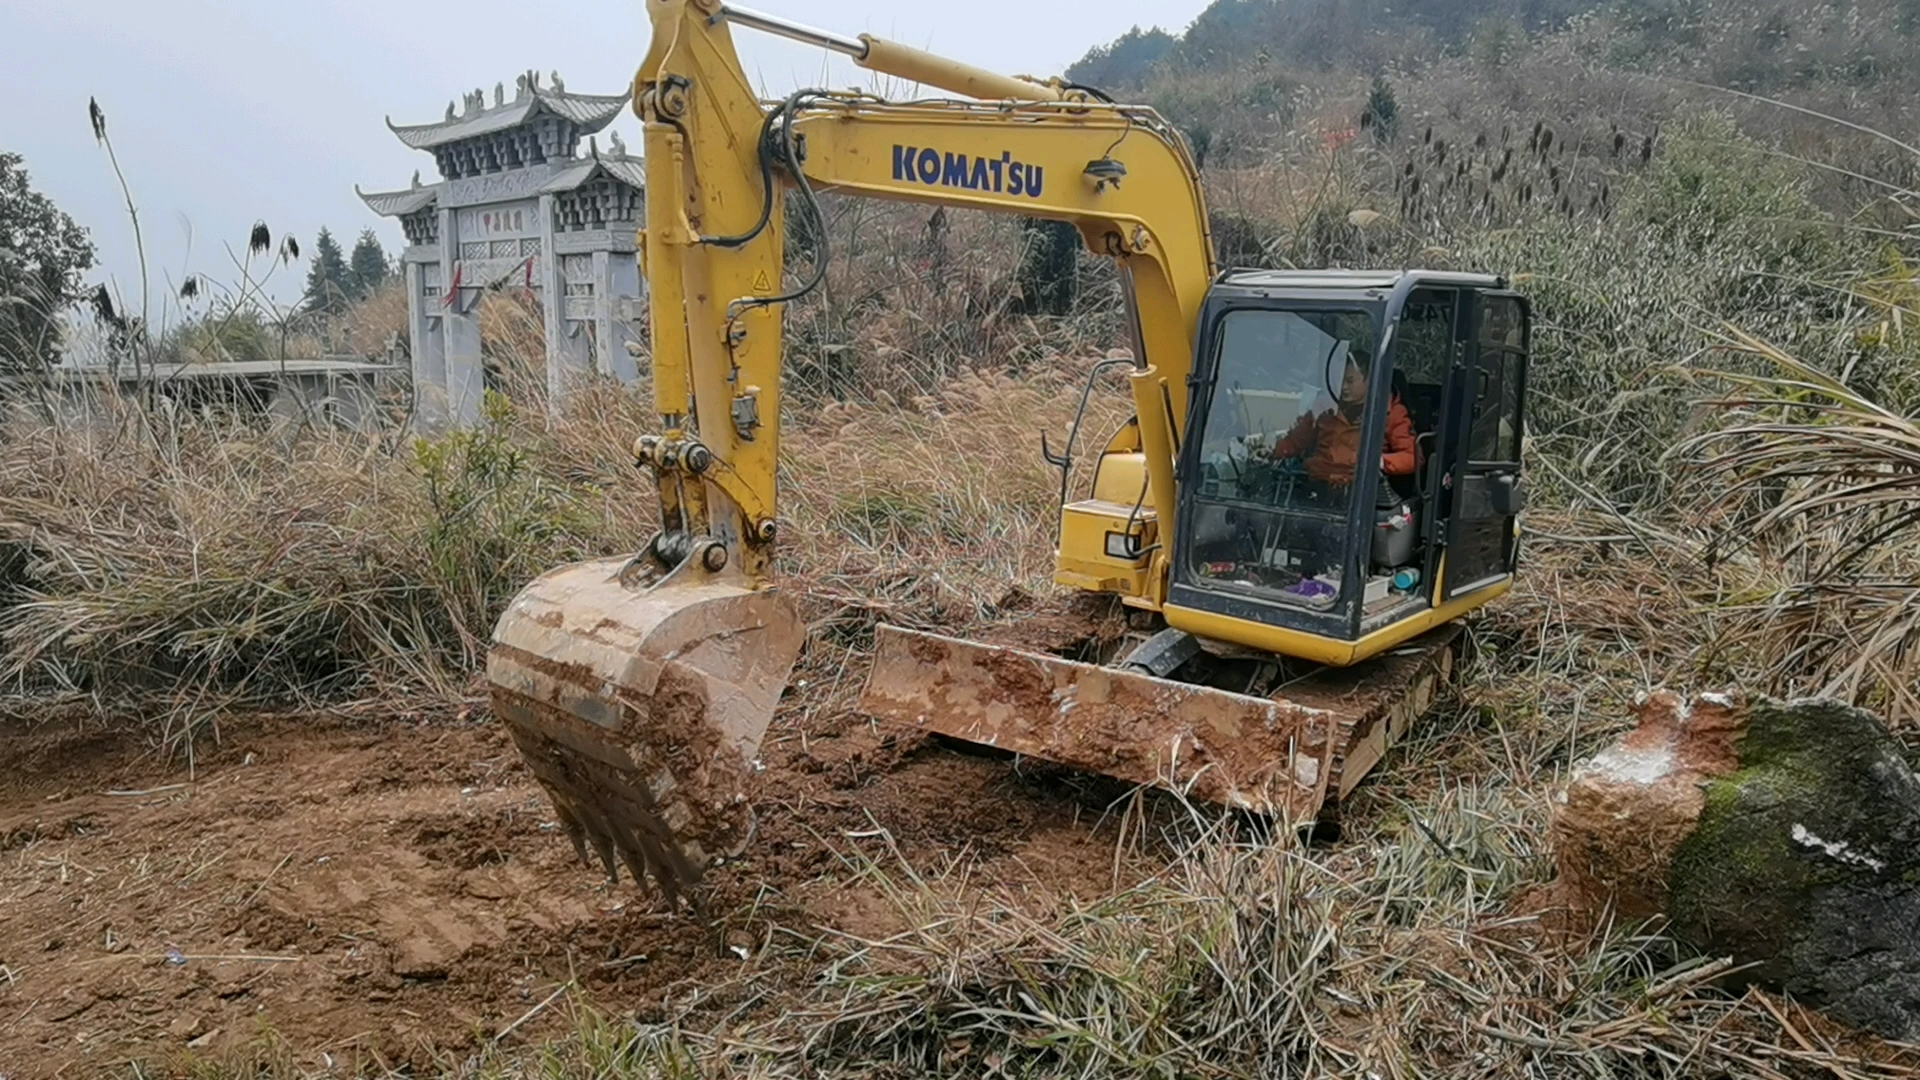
left=0, top=670, right=1140, bottom=1077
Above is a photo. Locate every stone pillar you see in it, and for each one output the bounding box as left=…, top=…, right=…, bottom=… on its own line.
left=539, top=195, right=590, bottom=405
left=440, top=206, right=483, bottom=428
left=603, top=244, right=642, bottom=383
left=444, top=306, right=484, bottom=427
left=556, top=252, right=592, bottom=387
left=408, top=259, right=449, bottom=430
left=591, top=249, right=616, bottom=379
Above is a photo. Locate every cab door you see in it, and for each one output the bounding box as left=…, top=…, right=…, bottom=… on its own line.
left=1438, top=291, right=1528, bottom=602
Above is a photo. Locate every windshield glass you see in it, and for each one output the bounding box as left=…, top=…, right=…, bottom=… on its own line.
left=1186, top=308, right=1381, bottom=610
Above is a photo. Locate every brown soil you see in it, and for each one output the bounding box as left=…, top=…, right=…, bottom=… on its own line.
left=0, top=674, right=1144, bottom=1077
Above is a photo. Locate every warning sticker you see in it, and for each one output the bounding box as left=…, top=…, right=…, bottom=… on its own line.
left=751, top=270, right=772, bottom=293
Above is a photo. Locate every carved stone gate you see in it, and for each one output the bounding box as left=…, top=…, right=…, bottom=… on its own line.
left=358, top=72, right=645, bottom=428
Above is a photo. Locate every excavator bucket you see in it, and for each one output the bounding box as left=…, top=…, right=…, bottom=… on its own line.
left=486, top=555, right=805, bottom=902
left=859, top=625, right=1339, bottom=819
left=859, top=623, right=1460, bottom=822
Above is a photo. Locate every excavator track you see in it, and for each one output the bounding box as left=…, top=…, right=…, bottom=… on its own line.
left=1269, top=624, right=1460, bottom=833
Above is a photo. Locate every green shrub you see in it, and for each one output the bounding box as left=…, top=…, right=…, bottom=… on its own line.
left=410, top=392, right=599, bottom=655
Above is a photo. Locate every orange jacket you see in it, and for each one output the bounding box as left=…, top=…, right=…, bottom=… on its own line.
left=1269, top=396, right=1416, bottom=485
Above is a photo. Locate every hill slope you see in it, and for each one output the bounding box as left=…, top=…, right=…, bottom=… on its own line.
left=1074, top=0, right=1920, bottom=95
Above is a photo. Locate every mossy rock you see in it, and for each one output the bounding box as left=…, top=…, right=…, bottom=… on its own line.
left=1668, top=698, right=1920, bottom=1040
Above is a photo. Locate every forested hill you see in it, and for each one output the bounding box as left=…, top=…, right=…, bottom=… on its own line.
left=1060, top=0, right=1920, bottom=214
left=1071, top=0, right=1920, bottom=95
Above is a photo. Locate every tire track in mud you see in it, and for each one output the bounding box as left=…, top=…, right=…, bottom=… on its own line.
left=0, top=718, right=689, bottom=1074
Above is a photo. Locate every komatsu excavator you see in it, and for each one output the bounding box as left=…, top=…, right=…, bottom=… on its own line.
left=488, top=0, right=1531, bottom=900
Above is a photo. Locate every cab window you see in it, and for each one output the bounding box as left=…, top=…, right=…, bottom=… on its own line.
left=1471, top=296, right=1525, bottom=463
left=1186, top=309, right=1379, bottom=610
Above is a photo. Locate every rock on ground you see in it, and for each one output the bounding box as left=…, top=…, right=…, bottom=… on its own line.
left=1553, top=690, right=1920, bottom=1041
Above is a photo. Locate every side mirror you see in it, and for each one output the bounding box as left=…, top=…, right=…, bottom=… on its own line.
left=1492, top=473, right=1526, bottom=516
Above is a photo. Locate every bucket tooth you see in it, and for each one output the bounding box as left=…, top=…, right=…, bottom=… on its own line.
left=488, top=555, right=804, bottom=901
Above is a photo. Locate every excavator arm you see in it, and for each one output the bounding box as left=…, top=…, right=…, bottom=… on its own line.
left=488, top=0, right=1220, bottom=900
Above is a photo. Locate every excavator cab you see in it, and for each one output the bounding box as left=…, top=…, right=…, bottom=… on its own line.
left=1166, top=271, right=1529, bottom=659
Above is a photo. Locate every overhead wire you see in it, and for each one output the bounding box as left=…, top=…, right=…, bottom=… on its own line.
left=703, top=89, right=839, bottom=342
left=741, top=90, right=834, bottom=310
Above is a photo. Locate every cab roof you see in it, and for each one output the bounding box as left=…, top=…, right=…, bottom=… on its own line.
left=1213, top=268, right=1506, bottom=295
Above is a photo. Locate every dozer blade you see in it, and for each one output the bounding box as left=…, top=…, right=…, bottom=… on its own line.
left=859, top=625, right=1339, bottom=820
left=487, top=555, right=804, bottom=903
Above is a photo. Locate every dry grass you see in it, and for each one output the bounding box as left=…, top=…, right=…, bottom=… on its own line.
left=157, top=787, right=1920, bottom=1079
left=0, top=384, right=638, bottom=737
left=339, top=279, right=410, bottom=360
left=1675, top=325, right=1920, bottom=723
left=0, top=344, right=1129, bottom=746
left=705, top=804, right=1919, bottom=1080
left=782, top=366, right=1129, bottom=639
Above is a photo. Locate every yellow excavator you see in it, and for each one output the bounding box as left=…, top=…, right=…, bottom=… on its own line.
left=488, top=0, right=1530, bottom=900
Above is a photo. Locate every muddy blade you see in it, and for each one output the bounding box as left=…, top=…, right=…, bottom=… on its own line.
left=859, top=625, right=1338, bottom=820
left=487, top=556, right=804, bottom=902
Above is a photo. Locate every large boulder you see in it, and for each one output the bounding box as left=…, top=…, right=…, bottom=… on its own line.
left=1552, top=690, right=1920, bottom=1040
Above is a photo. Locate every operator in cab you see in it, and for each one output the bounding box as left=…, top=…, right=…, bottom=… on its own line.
left=1258, top=355, right=1416, bottom=493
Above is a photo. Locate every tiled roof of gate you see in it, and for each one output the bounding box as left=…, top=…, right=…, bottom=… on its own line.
left=354, top=184, right=438, bottom=217
left=386, top=88, right=629, bottom=150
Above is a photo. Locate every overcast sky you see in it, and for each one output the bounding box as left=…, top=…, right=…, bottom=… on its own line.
left=2, top=1, right=1211, bottom=316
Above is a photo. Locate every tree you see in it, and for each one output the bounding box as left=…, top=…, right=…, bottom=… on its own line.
left=304, top=227, right=352, bottom=315
left=1184, top=122, right=1215, bottom=169
left=347, top=228, right=389, bottom=300
left=1014, top=219, right=1079, bottom=316
left=1067, top=26, right=1177, bottom=89
left=1362, top=75, right=1399, bottom=144
left=0, top=152, right=96, bottom=374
